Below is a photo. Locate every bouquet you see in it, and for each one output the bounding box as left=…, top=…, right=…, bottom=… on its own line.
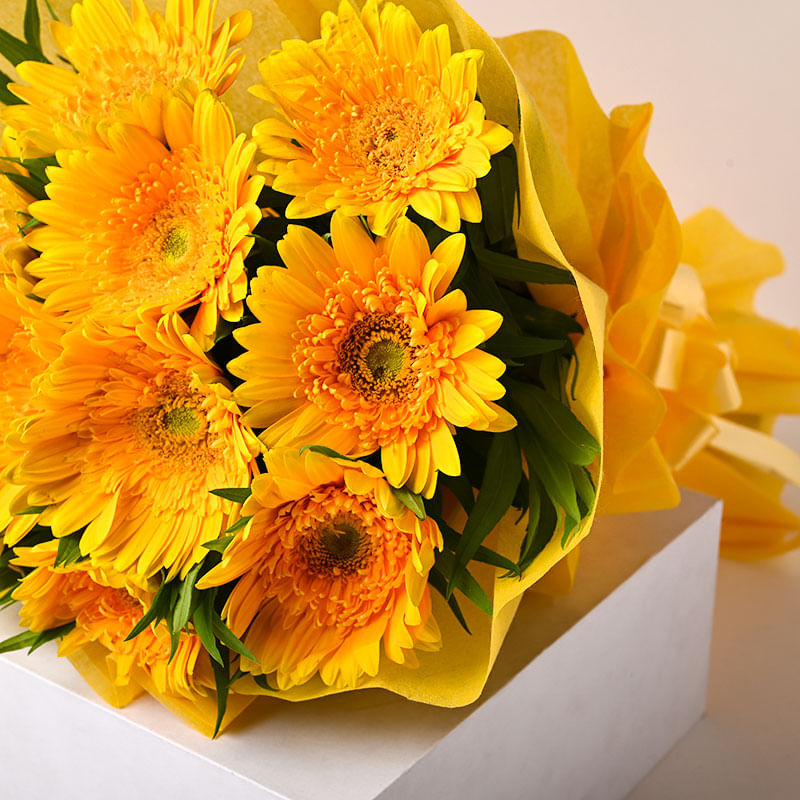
left=0, top=0, right=797, bottom=737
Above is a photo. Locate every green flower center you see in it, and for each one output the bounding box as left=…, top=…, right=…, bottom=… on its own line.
left=338, top=312, right=418, bottom=403
left=163, top=405, right=203, bottom=437
left=162, top=226, right=191, bottom=262
left=319, top=519, right=363, bottom=562
left=365, top=338, right=406, bottom=382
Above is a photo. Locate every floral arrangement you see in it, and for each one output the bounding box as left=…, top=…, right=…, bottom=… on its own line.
left=0, top=0, right=797, bottom=737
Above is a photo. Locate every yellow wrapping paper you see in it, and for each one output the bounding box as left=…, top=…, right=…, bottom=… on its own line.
left=68, top=642, right=255, bottom=737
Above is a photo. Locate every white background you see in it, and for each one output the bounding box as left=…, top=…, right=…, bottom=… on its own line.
left=460, top=2, right=800, bottom=795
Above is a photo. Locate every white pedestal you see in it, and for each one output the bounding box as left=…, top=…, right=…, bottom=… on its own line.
left=0, top=490, right=721, bottom=800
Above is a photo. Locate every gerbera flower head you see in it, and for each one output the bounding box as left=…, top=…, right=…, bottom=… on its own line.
left=11, top=541, right=208, bottom=698
left=252, top=0, right=513, bottom=234
left=26, top=90, right=263, bottom=340
left=196, top=447, right=442, bottom=690
left=4, top=312, right=260, bottom=579
left=4, top=0, right=252, bottom=155
left=231, top=212, right=515, bottom=498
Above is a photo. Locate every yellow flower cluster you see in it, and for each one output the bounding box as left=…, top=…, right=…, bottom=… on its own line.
left=0, top=0, right=528, bottom=729
left=0, top=0, right=796, bottom=739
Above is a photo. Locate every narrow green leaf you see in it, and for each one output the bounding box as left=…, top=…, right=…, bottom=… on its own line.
left=0, top=71, right=23, bottom=105
left=0, top=622, right=75, bottom=654
left=192, top=591, right=222, bottom=665
left=252, top=674, right=278, bottom=692
left=24, top=0, right=42, bottom=52
left=202, top=535, right=235, bottom=552
left=2, top=171, right=47, bottom=201
left=571, top=465, right=596, bottom=512
left=125, top=579, right=168, bottom=641
left=389, top=485, right=426, bottom=520
left=209, top=487, right=251, bottom=504
left=428, top=566, right=471, bottom=635
left=516, top=417, right=580, bottom=523
left=0, top=29, right=48, bottom=66
left=518, top=471, right=560, bottom=571
left=448, top=430, right=522, bottom=599
left=14, top=504, right=47, bottom=515
left=19, top=217, right=39, bottom=234
left=510, top=381, right=600, bottom=466
left=0, top=587, right=18, bottom=609
left=223, top=516, right=252, bottom=535
left=298, top=444, right=356, bottom=461
left=171, top=562, right=202, bottom=636
left=436, top=551, right=492, bottom=615
left=473, top=246, right=575, bottom=286
left=43, top=0, right=59, bottom=21
left=210, top=647, right=230, bottom=738
left=54, top=533, right=83, bottom=567
left=499, top=287, right=584, bottom=336
left=438, top=518, right=520, bottom=576
left=487, top=332, right=566, bottom=360
left=212, top=615, right=256, bottom=663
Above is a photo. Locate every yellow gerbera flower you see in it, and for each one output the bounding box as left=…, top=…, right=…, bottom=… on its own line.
left=0, top=279, right=65, bottom=545
left=231, top=213, right=514, bottom=498
left=4, top=0, right=252, bottom=155
left=196, top=448, right=442, bottom=690
left=25, top=91, right=263, bottom=340
left=12, top=541, right=209, bottom=699
left=252, top=0, right=513, bottom=234
left=4, top=313, right=260, bottom=579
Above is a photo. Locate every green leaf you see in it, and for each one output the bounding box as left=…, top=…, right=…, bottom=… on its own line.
left=202, top=535, right=235, bottom=553
left=473, top=245, right=575, bottom=286
left=2, top=171, right=47, bottom=201
left=0, top=586, right=18, bottom=609
left=42, top=0, right=59, bottom=21
left=436, top=550, right=492, bottom=615
left=516, top=417, right=580, bottom=523
left=252, top=673, right=278, bottom=692
left=192, top=591, right=222, bottom=665
left=0, top=622, right=75, bottom=654
left=209, top=487, right=251, bottom=504
left=170, top=562, right=202, bottom=637
left=298, top=444, right=356, bottom=461
left=428, top=566, right=471, bottom=634
left=125, top=579, right=169, bottom=641
left=447, top=430, right=521, bottom=599
left=0, top=71, right=22, bottom=105
left=14, top=504, right=47, bottom=515
left=474, top=146, right=517, bottom=244
left=438, top=517, right=520, bottom=577
left=54, top=533, right=83, bottom=567
left=389, top=485, right=426, bottom=520
left=510, top=381, right=600, bottom=466
left=499, top=287, right=584, bottom=337
left=210, top=646, right=230, bottom=738
left=23, top=0, right=42, bottom=52
left=0, top=29, right=48, bottom=66
left=518, top=471, right=552, bottom=570
left=571, top=464, right=596, bottom=511
left=487, top=332, right=566, bottom=360
left=212, top=615, right=256, bottom=663
left=223, top=516, right=251, bottom=535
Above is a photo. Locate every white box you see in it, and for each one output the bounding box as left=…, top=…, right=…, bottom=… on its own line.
left=0, top=490, right=721, bottom=800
